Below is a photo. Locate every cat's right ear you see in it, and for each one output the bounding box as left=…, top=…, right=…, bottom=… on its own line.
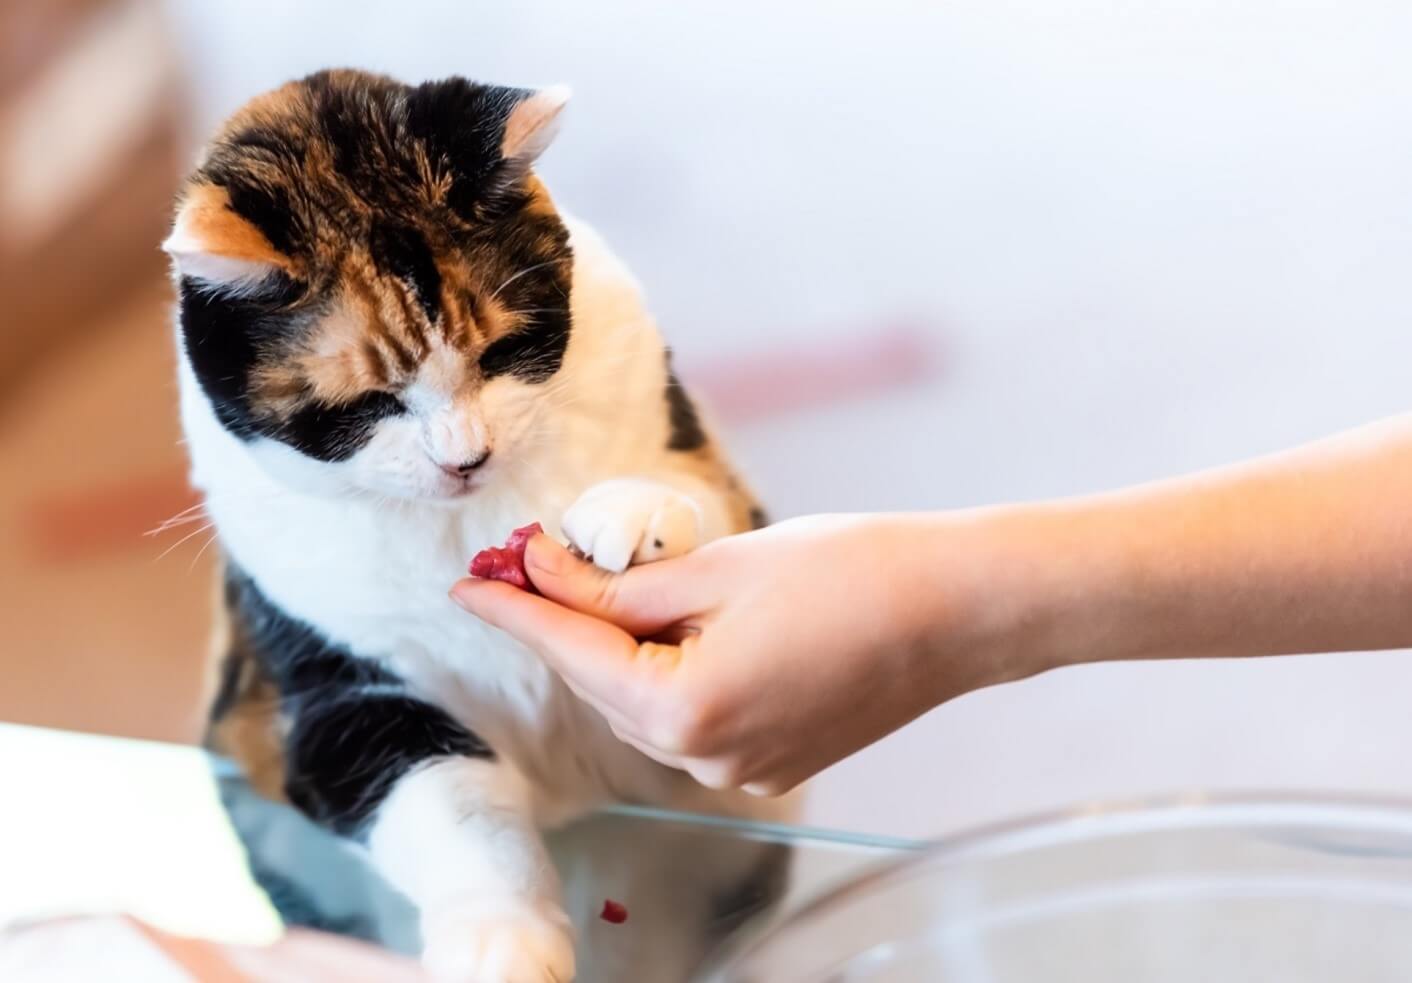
left=500, top=86, right=571, bottom=165
left=163, top=184, right=295, bottom=291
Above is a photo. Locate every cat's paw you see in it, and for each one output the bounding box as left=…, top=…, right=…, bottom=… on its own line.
left=421, top=900, right=575, bottom=983
left=562, top=478, right=703, bottom=573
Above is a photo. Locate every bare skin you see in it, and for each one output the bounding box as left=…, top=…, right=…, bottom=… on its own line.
left=451, top=415, right=1412, bottom=795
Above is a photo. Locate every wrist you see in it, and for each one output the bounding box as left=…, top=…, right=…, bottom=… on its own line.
left=907, top=502, right=1132, bottom=693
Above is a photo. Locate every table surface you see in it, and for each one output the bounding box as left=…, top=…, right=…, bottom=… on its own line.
left=0, top=723, right=919, bottom=981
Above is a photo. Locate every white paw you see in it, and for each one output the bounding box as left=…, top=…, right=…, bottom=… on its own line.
left=562, top=478, right=703, bottom=573
left=421, top=901, right=576, bottom=983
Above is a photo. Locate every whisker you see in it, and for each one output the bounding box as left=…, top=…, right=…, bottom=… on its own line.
left=188, top=530, right=222, bottom=573
left=153, top=521, right=216, bottom=563
left=146, top=512, right=210, bottom=537
left=146, top=501, right=209, bottom=537
left=497, top=307, right=561, bottom=320
left=487, top=261, right=559, bottom=302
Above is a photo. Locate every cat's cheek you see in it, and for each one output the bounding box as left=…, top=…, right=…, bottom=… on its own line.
left=246, top=436, right=355, bottom=499
left=343, top=416, right=458, bottom=500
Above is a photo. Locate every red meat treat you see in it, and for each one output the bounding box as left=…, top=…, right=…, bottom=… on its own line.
left=468, top=522, right=544, bottom=591
left=599, top=899, right=628, bottom=924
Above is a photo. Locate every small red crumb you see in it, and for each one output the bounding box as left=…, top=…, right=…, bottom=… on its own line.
left=599, top=899, right=628, bottom=924
left=469, top=522, right=544, bottom=591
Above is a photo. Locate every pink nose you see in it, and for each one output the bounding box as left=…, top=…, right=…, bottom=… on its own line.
left=438, top=450, right=491, bottom=477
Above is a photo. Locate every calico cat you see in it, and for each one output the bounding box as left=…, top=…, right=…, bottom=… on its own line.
left=166, top=70, right=788, bottom=981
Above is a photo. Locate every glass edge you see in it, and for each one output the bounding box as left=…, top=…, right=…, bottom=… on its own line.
left=694, top=788, right=1412, bottom=980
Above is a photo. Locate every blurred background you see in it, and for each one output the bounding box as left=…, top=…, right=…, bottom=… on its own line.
left=2, top=0, right=1410, bottom=838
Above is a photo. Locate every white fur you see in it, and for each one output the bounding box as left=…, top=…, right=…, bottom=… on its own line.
left=371, top=760, right=575, bottom=983
left=562, top=477, right=704, bottom=572
left=179, top=215, right=777, bottom=979
left=161, top=214, right=279, bottom=294
left=164, top=249, right=278, bottom=294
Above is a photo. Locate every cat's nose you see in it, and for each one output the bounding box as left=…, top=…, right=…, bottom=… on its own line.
left=439, top=450, right=491, bottom=477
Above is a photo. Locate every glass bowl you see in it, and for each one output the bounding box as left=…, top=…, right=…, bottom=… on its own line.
left=701, top=794, right=1412, bottom=982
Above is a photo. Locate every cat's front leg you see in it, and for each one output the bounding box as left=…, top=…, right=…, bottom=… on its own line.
left=280, top=684, right=574, bottom=982
left=562, top=477, right=732, bottom=572
left=367, top=758, right=575, bottom=983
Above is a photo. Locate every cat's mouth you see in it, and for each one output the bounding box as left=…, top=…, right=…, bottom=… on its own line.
left=414, top=457, right=492, bottom=501
left=434, top=477, right=480, bottom=500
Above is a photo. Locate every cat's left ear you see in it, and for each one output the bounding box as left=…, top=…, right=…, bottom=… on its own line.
left=500, top=86, right=571, bottom=165
left=162, top=183, right=297, bottom=290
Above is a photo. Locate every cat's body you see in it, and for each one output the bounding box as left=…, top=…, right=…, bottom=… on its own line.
left=170, top=70, right=787, bottom=981
left=189, top=215, right=744, bottom=820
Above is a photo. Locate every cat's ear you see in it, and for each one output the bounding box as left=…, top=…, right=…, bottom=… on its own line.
left=162, top=183, right=295, bottom=290
left=499, top=86, right=570, bottom=165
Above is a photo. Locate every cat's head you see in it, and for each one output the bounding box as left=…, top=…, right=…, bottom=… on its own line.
left=166, top=69, right=574, bottom=501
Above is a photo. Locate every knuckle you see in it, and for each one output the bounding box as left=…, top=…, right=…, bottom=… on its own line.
left=744, top=778, right=788, bottom=798
left=593, top=573, right=622, bottom=613
left=687, top=758, right=742, bottom=790
left=646, top=709, right=691, bottom=755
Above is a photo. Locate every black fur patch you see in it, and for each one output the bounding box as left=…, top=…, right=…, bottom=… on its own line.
left=404, top=78, right=528, bottom=219
left=226, top=566, right=492, bottom=836
left=369, top=222, right=442, bottom=321
left=209, top=642, right=250, bottom=723
left=748, top=506, right=769, bottom=530
left=285, top=690, right=489, bottom=835
left=304, top=71, right=386, bottom=183
left=178, top=274, right=300, bottom=440
left=709, top=842, right=792, bottom=938
left=179, top=276, right=404, bottom=462
left=664, top=355, right=707, bottom=451
left=224, top=180, right=301, bottom=257
left=280, top=390, right=407, bottom=463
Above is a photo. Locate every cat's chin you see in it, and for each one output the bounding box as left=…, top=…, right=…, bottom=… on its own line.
left=346, top=479, right=482, bottom=505
left=363, top=470, right=494, bottom=504
left=419, top=481, right=481, bottom=503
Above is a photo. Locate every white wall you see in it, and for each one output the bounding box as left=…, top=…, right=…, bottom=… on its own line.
left=168, top=1, right=1412, bottom=837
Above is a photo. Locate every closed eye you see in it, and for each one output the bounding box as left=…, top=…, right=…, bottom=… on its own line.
left=478, top=314, right=570, bottom=383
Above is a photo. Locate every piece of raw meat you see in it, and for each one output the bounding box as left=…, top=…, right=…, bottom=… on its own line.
left=468, top=522, right=543, bottom=591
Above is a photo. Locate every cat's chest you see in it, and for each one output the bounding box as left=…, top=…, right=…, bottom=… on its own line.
left=214, top=482, right=571, bottom=722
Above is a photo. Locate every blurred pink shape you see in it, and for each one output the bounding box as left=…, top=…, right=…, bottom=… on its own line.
left=682, top=320, right=943, bottom=425
left=0, top=915, right=428, bottom=982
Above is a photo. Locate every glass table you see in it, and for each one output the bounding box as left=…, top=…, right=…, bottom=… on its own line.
left=8, top=722, right=1412, bottom=981
left=0, top=723, right=917, bottom=981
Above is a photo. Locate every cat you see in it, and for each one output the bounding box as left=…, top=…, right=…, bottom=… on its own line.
left=166, top=70, right=791, bottom=982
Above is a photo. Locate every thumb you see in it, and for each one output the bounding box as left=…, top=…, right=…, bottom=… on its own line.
left=524, top=534, right=703, bottom=635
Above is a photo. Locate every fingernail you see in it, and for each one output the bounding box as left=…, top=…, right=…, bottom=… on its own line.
left=525, top=534, right=571, bottom=575
left=448, top=581, right=476, bottom=609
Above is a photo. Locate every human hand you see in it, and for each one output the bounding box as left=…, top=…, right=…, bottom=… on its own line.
left=450, top=513, right=1035, bottom=794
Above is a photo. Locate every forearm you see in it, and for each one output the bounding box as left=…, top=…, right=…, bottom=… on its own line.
left=941, top=415, right=1412, bottom=680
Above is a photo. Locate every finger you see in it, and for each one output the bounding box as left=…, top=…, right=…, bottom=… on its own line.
left=449, top=579, right=682, bottom=720
left=451, top=579, right=643, bottom=707
left=523, top=535, right=707, bottom=634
